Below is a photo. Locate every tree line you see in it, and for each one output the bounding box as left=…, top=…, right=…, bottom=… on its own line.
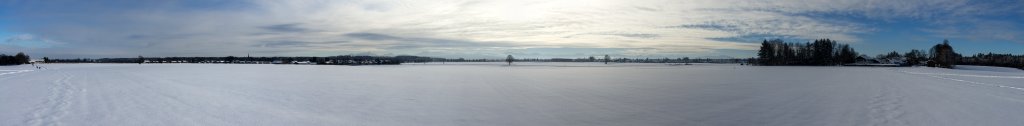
left=961, top=53, right=1024, bottom=70
left=756, top=39, right=858, bottom=66
left=48, top=55, right=427, bottom=65
left=45, top=53, right=753, bottom=66
left=0, top=52, right=31, bottom=65
left=754, top=38, right=1024, bottom=70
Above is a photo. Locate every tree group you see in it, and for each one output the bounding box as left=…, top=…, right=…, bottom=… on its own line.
left=0, top=52, right=31, bottom=65
left=756, top=39, right=858, bottom=66
left=753, top=38, right=1015, bottom=69
left=928, top=40, right=958, bottom=68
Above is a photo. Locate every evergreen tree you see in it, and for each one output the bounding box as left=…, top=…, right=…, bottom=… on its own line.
left=782, top=40, right=800, bottom=65
left=138, top=55, right=145, bottom=64
left=836, top=44, right=858, bottom=64
left=14, top=52, right=29, bottom=64
left=810, top=39, right=836, bottom=65
left=0, top=54, right=16, bottom=65
left=904, top=49, right=926, bottom=66
left=756, top=38, right=855, bottom=66
left=225, top=56, right=236, bottom=63
left=757, top=40, right=773, bottom=65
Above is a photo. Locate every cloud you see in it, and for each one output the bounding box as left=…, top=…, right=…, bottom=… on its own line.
left=608, top=33, right=660, bottom=39
left=920, top=19, right=1024, bottom=43
left=261, top=23, right=311, bottom=33
left=256, top=40, right=350, bottom=48
left=668, top=24, right=741, bottom=32
left=564, top=32, right=661, bottom=39
left=4, top=34, right=35, bottom=43
left=344, top=32, right=523, bottom=49
left=2, top=34, right=61, bottom=49
left=1, top=0, right=1021, bottom=58
left=344, top=33, right=403, bottom=41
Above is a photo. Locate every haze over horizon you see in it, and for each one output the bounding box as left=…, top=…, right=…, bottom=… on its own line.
left=1, top=0, right=1022, bottom=59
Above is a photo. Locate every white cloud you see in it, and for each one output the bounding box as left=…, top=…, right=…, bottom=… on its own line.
left=4, top=34, right=35, bottom=42
left=1, top=33, right=62, bottom=49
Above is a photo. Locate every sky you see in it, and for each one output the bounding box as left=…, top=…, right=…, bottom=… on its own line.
left=1, top=0, right=1023, bottom=59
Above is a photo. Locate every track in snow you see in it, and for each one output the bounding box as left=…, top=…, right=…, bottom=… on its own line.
left=24, top=72, right=78, bottom=126
left=900, top=71, right=1024, bottom=79
left=867, top=83, right=907, bottom=126
left=897, top=69, right=1024, bottom=92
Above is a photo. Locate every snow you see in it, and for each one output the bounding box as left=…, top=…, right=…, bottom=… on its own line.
left=3, top=63, right=1024, bottom=125
left=955, top=65, right=1024, bottom=73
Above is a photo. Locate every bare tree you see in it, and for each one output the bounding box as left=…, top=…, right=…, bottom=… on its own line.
left=929, top=39, right=957, bottom=68
left=506, top=55, right=514, bottom=65
left=604, top=55, right=610, bottom=64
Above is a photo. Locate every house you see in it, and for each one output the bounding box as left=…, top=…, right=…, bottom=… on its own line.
left=880, top=57, right=906, bottom=65
left=292, top=61, right=313, bottom=64
left=854, top=56, right=879, bottom=64
left=848, top=55, right=901, bottom=67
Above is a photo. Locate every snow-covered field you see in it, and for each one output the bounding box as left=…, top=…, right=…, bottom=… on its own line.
left=3, top=63, right=1024, bottom=126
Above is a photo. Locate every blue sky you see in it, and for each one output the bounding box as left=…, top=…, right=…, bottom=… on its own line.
left=1, top=0, right=1022, bottom=59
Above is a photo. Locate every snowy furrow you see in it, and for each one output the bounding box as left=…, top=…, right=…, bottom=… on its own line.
left=24, top=72, right=77, bottom=126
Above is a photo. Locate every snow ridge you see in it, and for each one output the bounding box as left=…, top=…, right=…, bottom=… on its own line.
left=25, top=72, right=77, bottom=126
left=0, top=70, right=33, bottom=76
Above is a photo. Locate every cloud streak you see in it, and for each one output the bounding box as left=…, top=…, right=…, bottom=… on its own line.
left=261, top=23, right=312, bottom=33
